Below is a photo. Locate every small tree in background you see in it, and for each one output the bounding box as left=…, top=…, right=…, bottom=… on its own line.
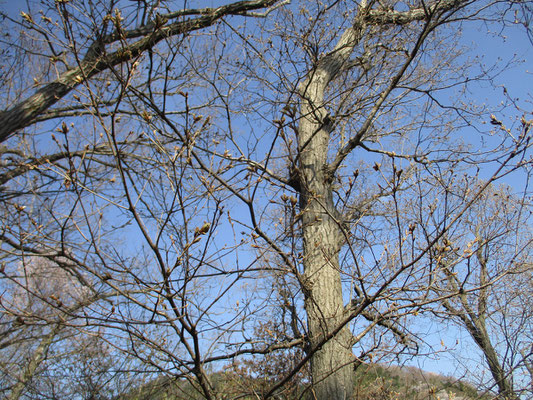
left=415, top=180, right=532, bottom=399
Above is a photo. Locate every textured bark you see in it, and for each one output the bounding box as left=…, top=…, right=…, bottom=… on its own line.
left=297, top=22, right=364, bottom=400
left=299, top=118, right=356, bottom=398
left=300, top=173, right=356, bottom=400
left=0, top=0, right=278, bottom=143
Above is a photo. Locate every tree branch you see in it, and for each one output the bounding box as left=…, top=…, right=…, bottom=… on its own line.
left=0, top=0, right=280, bottom=143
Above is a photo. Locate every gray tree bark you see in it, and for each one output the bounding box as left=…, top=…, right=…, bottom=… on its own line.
left=296, top=17, right=366, bottom=399
left=298, top=105, right=356, bottom=398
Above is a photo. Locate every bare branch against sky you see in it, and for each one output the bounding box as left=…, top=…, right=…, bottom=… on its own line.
left=0, top=1, right=531, bottom=399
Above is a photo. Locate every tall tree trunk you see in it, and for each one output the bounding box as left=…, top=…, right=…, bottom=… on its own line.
left=298, top=80, right=355, bottom=400
left=294, top=15, right=367, bottom=400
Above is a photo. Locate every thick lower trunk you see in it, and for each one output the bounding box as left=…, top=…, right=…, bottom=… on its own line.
left=298, top=98, right=355, bottom=397
left=301, top=184, right=355, bottom=399
left=309, top=339, right=355, bottom=399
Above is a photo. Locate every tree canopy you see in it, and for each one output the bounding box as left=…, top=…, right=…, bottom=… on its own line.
left=0, top=1, right=531, bottom=399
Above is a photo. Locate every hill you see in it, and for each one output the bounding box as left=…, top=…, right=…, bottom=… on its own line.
left=117, top=363, right=491, bottom=400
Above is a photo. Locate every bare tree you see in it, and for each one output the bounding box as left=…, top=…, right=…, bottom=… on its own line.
left=0, top=257, right=125, bottom=399
left=0, top=1, right=532, bottom=399
left=413, top=179, right=532, bottom=399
